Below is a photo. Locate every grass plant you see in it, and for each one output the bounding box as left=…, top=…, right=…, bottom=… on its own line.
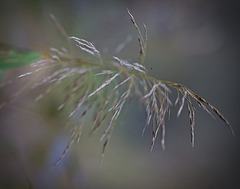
left=0, top=10, right=234, bottom=168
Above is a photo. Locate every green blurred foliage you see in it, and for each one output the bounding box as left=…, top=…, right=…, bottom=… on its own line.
left=0, top=51, right=40, bottom=70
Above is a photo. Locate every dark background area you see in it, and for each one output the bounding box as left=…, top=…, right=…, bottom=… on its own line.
left=0, top=0, right=240, bottom=188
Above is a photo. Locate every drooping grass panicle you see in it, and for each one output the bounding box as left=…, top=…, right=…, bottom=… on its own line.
left=0, top=11, right=234, bottom=168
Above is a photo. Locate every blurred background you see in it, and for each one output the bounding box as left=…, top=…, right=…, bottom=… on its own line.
left=0, top=0, right=240, bottom=188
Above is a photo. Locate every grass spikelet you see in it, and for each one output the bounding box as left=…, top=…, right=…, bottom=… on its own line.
left=127, top=9, right=147, bottom=64
left=51, top=123, right=78, bottom=170
left=69, top=89, right=89, bottom=118
left=88, top=72, right=121, bottom=97
left=186, top=100, right=195, bottom=147
left=70, top=36, right=101, bottom=58
left=189, top=90, right=234, bottom=135
left=177, top=89, right=187, bottom=117
left=113, top=76, right=131, bottom=91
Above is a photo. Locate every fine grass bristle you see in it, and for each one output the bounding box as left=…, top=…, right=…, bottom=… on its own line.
left=0, top=10, right=234, bottom=168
